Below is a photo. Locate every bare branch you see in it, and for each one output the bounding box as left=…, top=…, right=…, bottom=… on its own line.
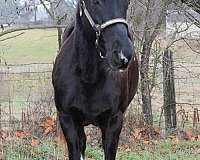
left=181, top=0, right=200, bottom=14
left=0, top=25, right=66, bottom=37
left=39, top=0, right=55, bottom=20
left=151, top=0, right=172, bottom=40
left=182, top=38, right=200, bottom=54
left=0, top=32, right=24, bottom=42
left=184, top=10, right=200, bottom=28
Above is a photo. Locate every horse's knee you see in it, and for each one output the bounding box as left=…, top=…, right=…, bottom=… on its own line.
left=59, top=112, right=74, bottom=129
left=108, top=112, right=123, bottom=131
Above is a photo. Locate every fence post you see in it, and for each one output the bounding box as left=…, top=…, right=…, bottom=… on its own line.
left=193, top=108, right=199, bottom=130
left=0, top=104, right=1, bottom=130
left=9, top=97, right=12, bottom=130
left=163, top=49, right=176, bottom=133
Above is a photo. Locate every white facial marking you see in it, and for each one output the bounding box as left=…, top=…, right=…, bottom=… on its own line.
left=80, top=154, right=84, bottom=160
left=119, top=50, right=128, bottom=63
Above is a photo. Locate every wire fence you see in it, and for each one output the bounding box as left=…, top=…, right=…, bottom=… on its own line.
left=0, top=63, right=55, bottom=132
left=0, top=59, right=199, bottom=133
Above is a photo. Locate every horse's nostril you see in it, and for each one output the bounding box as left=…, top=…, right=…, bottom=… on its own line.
left=121, top=56, right=128, bottom=64
left=112, top=50, right=119, bottom=55
left=112, top=50, right=129, bottom=69
left=112, top=50, right=121, bottom=63
left=121, top=58, right=128, bottom=66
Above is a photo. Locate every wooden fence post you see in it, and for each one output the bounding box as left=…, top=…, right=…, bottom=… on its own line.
left=163, top=49, right=177, bottom=133
left=0, top=104, right=1, bottom=130
left=193, top=108, right=199, bottom=130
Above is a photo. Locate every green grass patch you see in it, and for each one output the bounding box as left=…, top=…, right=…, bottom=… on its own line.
left=117, top=140, right=200, bottom=160
left=0, top=29, right=58, bottom=63
left=86, top=145, right=103, bottom=160
left=4, top=139, right=65, bottom=160
left=85, top=140, right=200, bottom=160
left=4, top=139, right=200, bottom=160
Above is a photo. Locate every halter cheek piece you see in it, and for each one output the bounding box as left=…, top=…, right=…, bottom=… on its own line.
left=79, top=0, right=129, bottom=59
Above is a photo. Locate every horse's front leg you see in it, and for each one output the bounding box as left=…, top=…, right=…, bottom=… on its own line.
left=77, top=126, right=86, bottom=160
left=100, top=112, right=123, bottom=160
left=59, top=112, right=81, bottom=160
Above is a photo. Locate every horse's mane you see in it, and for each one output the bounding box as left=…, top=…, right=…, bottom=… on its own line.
left=62, top=21, right=75, bottom=43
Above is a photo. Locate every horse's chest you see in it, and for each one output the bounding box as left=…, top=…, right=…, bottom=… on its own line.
left=72, top=81, right=121, bottom=115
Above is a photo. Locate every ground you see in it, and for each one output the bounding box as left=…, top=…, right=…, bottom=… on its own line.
left=3, top=137, right=200, bottom=160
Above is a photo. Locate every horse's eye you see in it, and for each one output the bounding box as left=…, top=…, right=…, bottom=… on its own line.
left=93, top=0, right=100, bottom=5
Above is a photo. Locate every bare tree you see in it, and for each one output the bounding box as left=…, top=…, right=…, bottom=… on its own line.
left=39, top=0, right=75, bottom=48
left=0, top=0, right=20, bottom=26
left=128, top=0, right=199, bottom=127
left=128, top=0, right=173, bottom=125
left=181, top=0, right=200, bottom=14
left=0, top=0, right=76, bottom=47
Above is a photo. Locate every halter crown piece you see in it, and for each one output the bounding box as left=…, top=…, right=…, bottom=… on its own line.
left=79, top=0, right=129, bottom=59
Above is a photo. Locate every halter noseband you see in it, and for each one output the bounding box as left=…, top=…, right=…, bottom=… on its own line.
left=79, top=0, right=129, bottom=59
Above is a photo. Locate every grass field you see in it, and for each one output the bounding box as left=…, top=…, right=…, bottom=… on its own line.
left=0, top=29, right=199, bottom=63
left=3, top=139, right=200, bottom=160
left=0, top=29, right=58, bottom=63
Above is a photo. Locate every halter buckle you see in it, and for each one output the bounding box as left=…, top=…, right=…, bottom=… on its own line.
left=80, top=8, right=83, bottom=16
left=95, top=30, right=101, bottom=47
left=99, top=51, right=105, bottom=59
left=95, top=31, right=105, bottom=59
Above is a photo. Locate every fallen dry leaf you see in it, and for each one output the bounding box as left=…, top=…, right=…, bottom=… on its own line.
left=31, top=138, right=40, bottom=147
left=15, top=130, right=29, bottom=139
left=143, top=140, right=150, bottom=145
left=40, top=117, right=56, bottom=135
left=184, top=130, right=194, bottom=141
left=0, top=153, right=5, bottom=160
left=132, top=126, right=161, bottom=141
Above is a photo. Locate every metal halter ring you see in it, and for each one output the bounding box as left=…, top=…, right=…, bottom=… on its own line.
left=95, top=31, right=100, bottom=48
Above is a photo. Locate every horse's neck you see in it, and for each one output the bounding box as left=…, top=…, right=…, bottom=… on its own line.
left=74, top=25, right=102, bottom=84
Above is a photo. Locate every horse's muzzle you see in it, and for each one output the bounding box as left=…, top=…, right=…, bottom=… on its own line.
left=112, top=50, right=131, bottom=69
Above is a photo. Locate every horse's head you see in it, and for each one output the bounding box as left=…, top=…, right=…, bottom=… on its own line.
left=79, top=0, right=133, bottom=70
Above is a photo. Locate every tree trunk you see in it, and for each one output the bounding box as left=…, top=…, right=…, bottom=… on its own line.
left=140, top=37, right=153, bottom=125
left=57, top=20, right=63, bottom=49
left=163, top=49, right=176, bottom=133
left=33, top=2, right=37, bottom=23
left=34, top=7, right=37, bottom=23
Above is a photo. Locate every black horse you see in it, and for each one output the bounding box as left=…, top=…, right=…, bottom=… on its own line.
left=52, top=0, right=139, bottom=159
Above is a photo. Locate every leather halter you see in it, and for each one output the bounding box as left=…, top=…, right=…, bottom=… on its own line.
left=79, top=0, right=129, bottom=59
